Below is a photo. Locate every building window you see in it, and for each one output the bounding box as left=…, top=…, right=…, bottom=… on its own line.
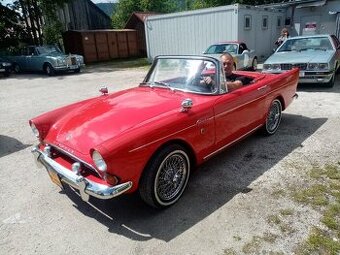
left=262, top=15, right=268, bottom=29
left=244, top=15, right=252, bottom=30
left=277, top=16, right=282, bottom=28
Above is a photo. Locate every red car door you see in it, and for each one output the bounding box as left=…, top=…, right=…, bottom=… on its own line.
left=212, top=82, right=268, bottom=152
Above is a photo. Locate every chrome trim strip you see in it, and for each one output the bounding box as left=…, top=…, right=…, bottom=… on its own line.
left=203, top=124, right=263, bottom=160
left=32, top=146, right=133, bottom=201
left=129, top=115, right=215, bottom=152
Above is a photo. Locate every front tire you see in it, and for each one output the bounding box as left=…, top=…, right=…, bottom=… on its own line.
left=139, top=144, right=191, bottom=208
left=251, top=57, right=257, bottom=71
left=13, top=63, right=20, bottom=73
left=261, top=99, right=282, bottom=135
left=44, top=63, right=55, bottom=76
left=324, top=72, right=335, bottom=88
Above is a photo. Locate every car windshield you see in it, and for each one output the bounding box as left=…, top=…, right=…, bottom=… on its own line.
left=205, top=44, right=238, bottom=54
left=278, top=37, right=333, bottom=52
left=143, top=58, right=219, bottom=94
left=36, top=45, right=62, bottom=55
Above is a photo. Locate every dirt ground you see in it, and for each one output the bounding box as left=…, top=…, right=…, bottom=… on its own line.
left=1, top=66, right=339, bottom=255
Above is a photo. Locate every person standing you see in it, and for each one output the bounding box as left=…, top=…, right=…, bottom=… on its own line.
left=275, top=28, right=289, bottom=48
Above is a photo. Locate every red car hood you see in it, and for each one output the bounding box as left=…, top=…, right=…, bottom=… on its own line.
left=47, top=87, right=188, bottom=155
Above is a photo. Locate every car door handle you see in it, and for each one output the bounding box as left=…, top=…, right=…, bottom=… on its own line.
left=257, top=85, right=267, bottom=91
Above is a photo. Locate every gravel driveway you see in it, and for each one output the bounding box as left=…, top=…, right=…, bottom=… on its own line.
left=1, top=66, right=339, bottom=255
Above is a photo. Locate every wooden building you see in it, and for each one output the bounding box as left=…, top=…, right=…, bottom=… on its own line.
left=63, top=30, right=139, bottom=63
left=56, top=0, right=112, bottom=30
left=124, top=12, right=157, bottom=56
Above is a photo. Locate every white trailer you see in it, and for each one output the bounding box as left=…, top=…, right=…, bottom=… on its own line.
left=145, top=4, right=286, bottom=61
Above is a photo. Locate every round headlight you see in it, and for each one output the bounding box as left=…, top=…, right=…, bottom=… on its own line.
left=92, top=150, right=107, bottom=172
left=30, top=123, right=40, bottom=138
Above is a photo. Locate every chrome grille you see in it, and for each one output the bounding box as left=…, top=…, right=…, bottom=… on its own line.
left=281, top=63, right=307, bottom=70
left=71, top=57, right=77, bottom=65
left=281, top=64, right=292, bottom=70
left=50, top=145, right=100, bottom=178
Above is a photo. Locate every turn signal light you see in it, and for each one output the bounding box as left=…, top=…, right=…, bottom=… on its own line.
left=105, top=173, right=119, bottom=186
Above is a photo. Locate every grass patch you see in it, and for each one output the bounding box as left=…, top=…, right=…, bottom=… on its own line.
left=233, top=235, right=241, bottom=241
left=279, top=208, right=294, bottom=216
left=223, top=248, right=237, bottom=255
left=242, top=236, right=262, bottom=254
left=241, top=233, right=279, bottom=254
left=271, top=188, right=286, bottom=198
left=296, top=227, right=340, bottom=255
left=293, top=163, right=340, bottom=255
left=292, top=184, right=329, bottom=207
left=267, top=214, right=281, bottom=225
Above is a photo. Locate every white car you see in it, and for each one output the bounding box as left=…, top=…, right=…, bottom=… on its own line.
left=262, top=34, right=340, bottom=87
left=204, top=41, right=258, bottom=71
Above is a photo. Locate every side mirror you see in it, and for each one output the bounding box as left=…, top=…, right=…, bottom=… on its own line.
left=181, top=98, right=193, bottom=112
left=99, top=87, right=108, bottom=95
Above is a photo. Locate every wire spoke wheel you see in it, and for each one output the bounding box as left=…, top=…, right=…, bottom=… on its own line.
left=139, top=145, right=191, bottom=208
left=263, top=99, right=282, bottom=135
left=155, top=152, right=187, bottom=202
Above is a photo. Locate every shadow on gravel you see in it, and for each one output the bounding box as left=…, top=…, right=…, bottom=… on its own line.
left=0, top=135, right=31, bottom=158
left=62, top=113, right=327, bottom=242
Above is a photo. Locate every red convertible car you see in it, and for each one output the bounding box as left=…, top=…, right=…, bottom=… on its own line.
left=31, top=55, right=299, bottom=208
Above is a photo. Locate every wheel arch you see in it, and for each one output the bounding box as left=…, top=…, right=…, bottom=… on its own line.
left=275, top=95, right=286, bottom=111
left=138, top=139, right=197, bottom=185
left=43, top=61, right=52, bottom=70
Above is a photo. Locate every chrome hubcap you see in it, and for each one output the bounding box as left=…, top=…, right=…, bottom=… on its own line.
left=267, top=102, right=281, bottom=132
left=156, top=152, right=188, bottom=202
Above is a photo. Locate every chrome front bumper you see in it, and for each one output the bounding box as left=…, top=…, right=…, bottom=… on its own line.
left=31, top=146, right=132, bottom=202
left=262, top=70, right=333, bottom=84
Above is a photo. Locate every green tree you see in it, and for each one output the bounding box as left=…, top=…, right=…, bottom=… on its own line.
left=112, top=0, right=180, bottom=29
left=2, top=0, right=69, bottom=47
left=0, top=2, right=30, bottom=50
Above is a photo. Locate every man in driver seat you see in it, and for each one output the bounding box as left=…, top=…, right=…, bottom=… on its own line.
left=203, top=53, right=252, bottom=92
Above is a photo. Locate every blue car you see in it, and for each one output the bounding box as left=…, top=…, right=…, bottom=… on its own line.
left=8, top=45, right=85, bottom=76
left=0, top=57, right=12, bottom=77
left=262, top=34, right=340, bottom=87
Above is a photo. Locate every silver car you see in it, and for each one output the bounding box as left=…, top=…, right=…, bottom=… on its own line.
left=262, top=34, right=340, bottom=87
left=204, top=41, right=258, bottom=71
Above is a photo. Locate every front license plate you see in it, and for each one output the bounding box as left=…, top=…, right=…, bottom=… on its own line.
left=299, top=72, right=305, bottom=77
left=47, top=169, right=63, bottom=189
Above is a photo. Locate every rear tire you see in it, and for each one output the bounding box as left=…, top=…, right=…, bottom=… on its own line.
left=261, top=99, right=282, bottom=135
left=251, top=57, right=258, bottom=71
left=139, top=144, right=191, bottom=208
